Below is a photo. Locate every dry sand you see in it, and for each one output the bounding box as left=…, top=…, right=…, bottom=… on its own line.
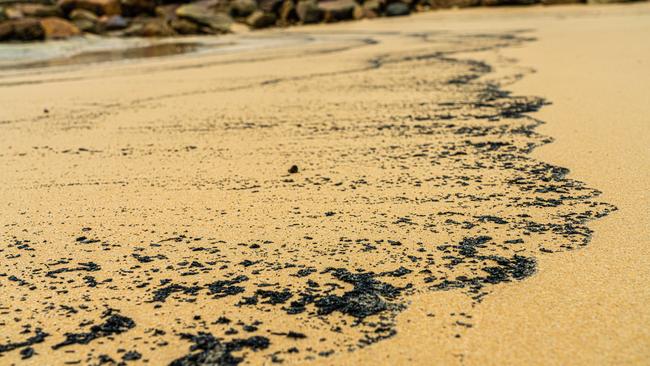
left=0, top=3, right=649, bottom=365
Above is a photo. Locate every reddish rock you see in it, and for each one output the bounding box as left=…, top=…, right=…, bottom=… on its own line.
left=57, top=0, right=122, bottom=16
left=40, top=17, right=81, bottom=39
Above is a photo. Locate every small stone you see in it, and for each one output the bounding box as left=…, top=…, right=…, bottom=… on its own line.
left=385, top=2, right=410, bottom=16
left=288, top=165, right=299, bottom=174
left=231, top=0, right=257, bottom=17
left=246, top=10, right=276, bottom=29
left=296, top=0, right=322, bottom=23
left=319, top=0, right=357, bottom=22
left=170, top=18, right=199, bottom=34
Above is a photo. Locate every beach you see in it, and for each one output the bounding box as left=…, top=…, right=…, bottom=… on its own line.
left=1, top=3, right=649, bottom=365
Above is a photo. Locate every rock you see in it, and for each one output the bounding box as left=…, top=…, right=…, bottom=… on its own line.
left=124, top=17, right=175, bottom=37
left=40, top=17, right=80, bottom=38
left=319, top=0, right=356, bottom=22
left=57, top=0, right=121, bottom=16
left=481, top=0, right=538, bottom=5
left=587, top=0, right=636, bottom=3
left=120, top=0, right=156, bottom=16
left=170, top=17, right=198, bottom=34
left=12, top=4, right=61, bottom=18
left=428, top=0, right=479, bottom=7
left=155, top=4, right=178, bottom=20
left=296, top=0, right=322, bottom=23
left=361, top=0, right=382, bottom=18
left=71, top=18, right=95, bottom=31
left=246, top=10, right=275, bottom=28
left=176, top=2, right=233, bottom=33
left=352, top=3, right=363, bottom=19
left=541, top=0, right=582, bottom=4
left=70, top=8, right=98, bottom=31
left=278, top=0, right=296, bottom=24
left=101, top=14, right=128, bottom=30
left=0, top=21, right=13, bottom=39
left=257, top=0, right=283, bottom=13
left=230, top=0, right=257, bottom=17
left=9, top=18, right=45, bottom=40
left=5, top=6, right=24, bottom=19
left=70, top=8, right=98, bottom=21
left=385, top=1, right=409, bottom=16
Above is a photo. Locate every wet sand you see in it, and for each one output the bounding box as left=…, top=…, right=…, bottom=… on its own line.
left=1, top=3, right=649, bottom=365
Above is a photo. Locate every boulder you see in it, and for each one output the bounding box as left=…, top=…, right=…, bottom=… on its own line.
left=7, top=18, right=45, bottom=40
left=57, top=0, right=121, bottom=16
left=124, top=17, right=175, bottom=36
left=40, top=17, right=80, bottom=38
left=246, top=10, right=275, bottom=28
left=170, top=17, right=198, bottom=33
left=385, top=1, right=409, bottom=16
left=0, top=20, right=13, bottom=39
left=120, top=0, right=156, bottom=16
left=296, top=0, right=322, bottom=23
left=176, top=2, right=233, bottom=32
left=230, top=0, right=257, bottom=17
left=277, top=0, right=296, bottom=24
left=257, top=0, right=283, bottom=13
left=361, top=0, right=382, bottom=18
left=318, top=0, right=356, bottom=22
left=70, top=8, right=98, bottom=31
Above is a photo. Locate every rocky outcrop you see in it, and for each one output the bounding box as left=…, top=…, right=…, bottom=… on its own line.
left=0, top=0, right=647, bottom=42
